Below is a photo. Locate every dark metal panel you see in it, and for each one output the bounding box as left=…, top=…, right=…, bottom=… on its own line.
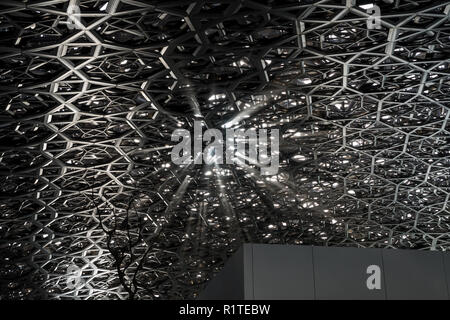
left=382, top=249, right=448, bottom=300
left=199, top=246, right=245, bottom=300
left=252, top=244, right=315, bottom=300
left=312, top=246, right=386, bottom=300
left=243, top=243, right=254, bottom=300
left=442, top=252, right=450, bottom=300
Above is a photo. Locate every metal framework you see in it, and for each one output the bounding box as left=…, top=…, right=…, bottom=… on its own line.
left=0, top=0, right=449, bottom=300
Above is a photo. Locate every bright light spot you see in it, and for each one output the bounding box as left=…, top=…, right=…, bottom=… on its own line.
left=208, top=93, right=226, bottom=101
left=299, top=78, right=312, bottom=85
left=292, top=155, right=307, bottom=161
left=359, top=4, right=374, bottom=9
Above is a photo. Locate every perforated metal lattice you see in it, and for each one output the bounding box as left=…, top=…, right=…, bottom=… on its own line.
left=1, top=0, right=449, bottom=299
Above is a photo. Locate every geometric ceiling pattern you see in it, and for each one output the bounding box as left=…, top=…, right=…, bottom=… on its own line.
left=1, top=0, right=449, bottom=299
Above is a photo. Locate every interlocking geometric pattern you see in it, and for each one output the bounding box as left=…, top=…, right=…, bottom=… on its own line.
left=1, top=0, right=449, bottom=299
